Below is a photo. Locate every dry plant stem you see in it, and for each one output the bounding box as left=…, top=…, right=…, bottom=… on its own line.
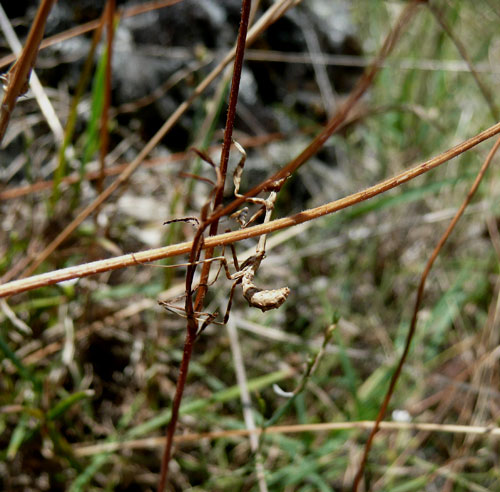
left=0, top=0, right=185, bottom=71
left=156, top=3, right=252, bottom=489
left=19, top=0, right=297, bottom=279
left=0, top=0, right=56, bottom=144
left=352, top=136, right=500, bottom=491
left=97, top=0, right=116, bottom=197
left=194, top=0, right=252, bottom=312
left=73, top=420, right=500, bottom=457
left=3, top=118, right=500, bottom=298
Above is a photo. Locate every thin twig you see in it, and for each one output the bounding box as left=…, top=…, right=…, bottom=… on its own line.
left=352, top=135, right=500, bottom=491
left=156, top=2, right=253, bottom=488
left=3, top=115, right=499, bottom=299
left=73, top=420, right=500, bottom=457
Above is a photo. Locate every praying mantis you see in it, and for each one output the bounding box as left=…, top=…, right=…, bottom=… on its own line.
left=158, top=140, right=290, bottom=326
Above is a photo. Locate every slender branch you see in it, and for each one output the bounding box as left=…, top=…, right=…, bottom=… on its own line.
left=156, top=3, right=253, bottom=489
left=73, top=420, right=500, bottom=456
left=156, top=319, right=196, bottom=492
left=352, top=135, right=500, bottom=491
left=2, top=117, right=500, bottom=299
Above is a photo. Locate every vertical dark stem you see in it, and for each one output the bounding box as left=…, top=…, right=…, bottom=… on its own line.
left=156, top=326, right=196, bottom=492
left=194, top=0, right=252, bottom=311
left=156, top=2, right=252, bottom=490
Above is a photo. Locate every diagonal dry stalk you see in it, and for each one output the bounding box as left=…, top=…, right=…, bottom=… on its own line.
left=352, top=135, right=500, bottom=491
left=0, top=0, right=56, bottom=143
left=206, top=0, right=425, bottom=229
left=0, top=5, right=63, bottom=141
left=2, top=116, right=500, bottom=299
left=72, top=419, right=500, bottom=456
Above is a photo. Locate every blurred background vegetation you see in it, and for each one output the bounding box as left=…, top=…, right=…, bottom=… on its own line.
left=1, top=1, right=500, bottom=490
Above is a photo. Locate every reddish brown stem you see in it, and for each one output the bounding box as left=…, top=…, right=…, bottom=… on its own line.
left=194, top=0, right=253, bottom=312
left=156, top=2, right=252, bottom=489
left=156, top=325, right=196, bottom=492
left=352, top=135, right=500, bottom=491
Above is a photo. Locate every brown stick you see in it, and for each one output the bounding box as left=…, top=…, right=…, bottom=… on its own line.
left=156, top=3, right=253, bottom=489
left=352, top=135, right=500, bottom=491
